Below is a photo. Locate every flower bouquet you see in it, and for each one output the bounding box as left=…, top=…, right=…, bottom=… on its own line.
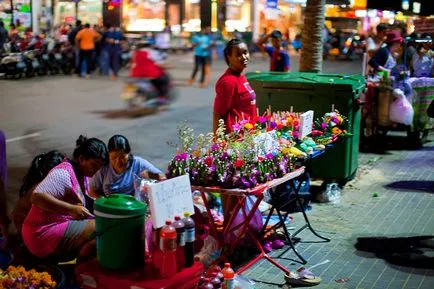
left=0, top=265, right=57, bottom=289
left=313, top=110, right=352, bottom=145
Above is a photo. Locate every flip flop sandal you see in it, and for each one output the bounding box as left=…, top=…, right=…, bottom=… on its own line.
left=284, top=267, right=321, bottom=286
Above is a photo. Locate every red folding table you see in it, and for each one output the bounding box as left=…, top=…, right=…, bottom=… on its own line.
left=192, top=166, right=329, bottom=275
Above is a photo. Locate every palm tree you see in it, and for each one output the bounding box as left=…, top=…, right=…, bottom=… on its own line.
left=299, top=0, right=326, bottom=73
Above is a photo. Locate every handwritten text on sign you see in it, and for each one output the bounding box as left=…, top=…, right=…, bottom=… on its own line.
left=299, top=110, right=314, bottom=139
left=148, top=174, right=194, bottom=228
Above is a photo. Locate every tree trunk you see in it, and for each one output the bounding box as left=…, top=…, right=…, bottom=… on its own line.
left=299, top=0, right=325, bottom=73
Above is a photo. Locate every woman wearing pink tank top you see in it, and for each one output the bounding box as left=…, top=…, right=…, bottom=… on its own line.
left=22, top=135, right=107, bottom=260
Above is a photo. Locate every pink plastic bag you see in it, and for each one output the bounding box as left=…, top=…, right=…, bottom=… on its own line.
left=225, top=195, right=263, bottom=244
left=390, top=89, right=414, bottom=125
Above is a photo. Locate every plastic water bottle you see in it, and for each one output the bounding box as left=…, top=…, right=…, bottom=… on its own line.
left=221, top=263, right=235, bottom=289
left=182, top=212, right=195, bottom=267
left=173, top=216, right=185, bottom=271
left=159, top=220, right=177, bottom=278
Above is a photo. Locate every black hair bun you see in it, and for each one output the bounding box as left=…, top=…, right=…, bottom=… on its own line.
left=76, top=135, right=88, bottom=147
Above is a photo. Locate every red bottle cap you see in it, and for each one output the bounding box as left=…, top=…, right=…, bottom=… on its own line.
left=174, top=216, right=181, bottom=221
left=165, top=220, right=172, bottom=225
left=224, top=263, right=231, bottom=267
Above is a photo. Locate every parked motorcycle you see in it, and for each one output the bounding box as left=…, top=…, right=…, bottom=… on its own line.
left=0, top=53, right=26, bottom=79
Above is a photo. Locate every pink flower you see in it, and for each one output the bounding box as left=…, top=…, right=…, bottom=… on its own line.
left=232, top=123, right=242, bottom=131
left=258, top=116, right=267, bottom=123
left=321, top=123, right=328, bottom=129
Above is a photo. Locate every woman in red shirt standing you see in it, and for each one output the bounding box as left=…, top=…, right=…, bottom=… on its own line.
left=213, top=39, right=257, bottom=133
left=213, top=39, right=257, bottom=224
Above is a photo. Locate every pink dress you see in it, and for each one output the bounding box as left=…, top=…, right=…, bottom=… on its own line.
left=22, top=161, right=89, bottom=258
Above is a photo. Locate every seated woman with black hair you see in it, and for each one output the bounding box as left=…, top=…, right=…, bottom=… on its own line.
left=22, top=136, right=107, bottom=260
left=12, top=151, right=65, bottom=234
left=89, top=135, right=166, bottom=198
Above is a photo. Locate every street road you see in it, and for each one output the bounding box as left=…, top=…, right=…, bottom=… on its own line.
left=1, top=52, right=364, bottom=209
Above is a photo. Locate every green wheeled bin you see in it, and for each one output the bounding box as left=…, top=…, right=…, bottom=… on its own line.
left=94, top=194, right=147, bottom=270
left=246, top=72, right=366, bottom=184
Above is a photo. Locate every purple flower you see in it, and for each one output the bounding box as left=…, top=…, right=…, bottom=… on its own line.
left=270, top=121, right=277, bottom=129
left=175, top=152, right=188, bottom=161
left=211, top=144, right=219, bottom=151
left=332, top=117, right=339, bottom=124
left=266, top=152, right=274, bottom=160
left=221, top=151, right=229, bottom=160
left=259, top=116, right=267, bottom=123
left=321, top=122, right=328, bottom=129
left=240, top=119, right=249, bottom=125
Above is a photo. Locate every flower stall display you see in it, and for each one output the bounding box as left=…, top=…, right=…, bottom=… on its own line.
left=167, top=109, right=351, bottom=189
left=0, top=266, right=57, bottom=289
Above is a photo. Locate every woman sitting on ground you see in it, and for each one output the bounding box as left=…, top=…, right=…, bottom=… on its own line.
left=22, top=136, right=107, bottom=260
left=12, top=151, right=65, bottom=234
left=89, top=135, right=165, bottom=198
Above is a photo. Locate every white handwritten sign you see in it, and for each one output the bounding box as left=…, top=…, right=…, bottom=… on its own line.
left=148, top=174, right=194, bottom=228
left=253, top=131, right=280, bottom=156
left=299, top=110, right=314, bottom=139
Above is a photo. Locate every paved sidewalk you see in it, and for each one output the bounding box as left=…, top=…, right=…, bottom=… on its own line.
left=243, top=139, right=434, bottom=288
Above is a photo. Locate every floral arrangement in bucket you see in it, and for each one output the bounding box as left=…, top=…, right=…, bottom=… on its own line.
left=0, top=265, right=57, bottom=289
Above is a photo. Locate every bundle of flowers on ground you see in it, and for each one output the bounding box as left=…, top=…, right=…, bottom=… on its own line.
left=167, top=110, right=351, bottom=188
left=0, top=266, right=57, bottom=289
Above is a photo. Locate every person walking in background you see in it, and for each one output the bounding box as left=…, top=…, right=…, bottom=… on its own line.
left=188, top=27, right=211, bottom=88
left=103, top=25, right=123, bottom=80
left=8, top=24, right=19, bottom=42
left=0, top=21, right=7, bottom=52
left=205, top=26, right=214, bottom=85
left=69, top=20, right=83, bottom=74
left=256, top=30, right=290, bottom=72
left=75, top=23, right=101, bottom=78
left=366, top=23, right=388, bottom=58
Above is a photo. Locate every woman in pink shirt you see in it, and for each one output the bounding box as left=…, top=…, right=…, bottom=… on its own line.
left=22, top=135, right=107, bottom=260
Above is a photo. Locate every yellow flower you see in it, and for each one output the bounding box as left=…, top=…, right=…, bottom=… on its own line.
left=244, top=123, right=253, bottom=130
left=338, top=116, right=344, bottom=124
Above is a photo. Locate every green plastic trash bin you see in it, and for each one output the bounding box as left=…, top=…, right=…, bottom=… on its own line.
left=246, top=72, right=366, bottom=183
left=94, top=194, right=146, bottom=270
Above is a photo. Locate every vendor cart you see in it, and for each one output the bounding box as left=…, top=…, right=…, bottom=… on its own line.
left=361, top=78, right=433, bottom=149
left=361, top=36, right=433, bottom=148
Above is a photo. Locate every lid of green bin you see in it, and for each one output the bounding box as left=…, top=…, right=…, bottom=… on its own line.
left=95, top=194, right=146, bottom=216
left=246, top=72, right=366, bottom=95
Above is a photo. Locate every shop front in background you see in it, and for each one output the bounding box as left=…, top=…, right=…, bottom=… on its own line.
left=122, top=0, right=201, bottom=33
left=0, top=0, right=32, bottom=30
left=53, top=0, right=102, bottom=26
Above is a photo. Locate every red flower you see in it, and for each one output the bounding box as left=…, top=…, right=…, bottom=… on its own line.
left=235, top=159, right=244, bottom=169
left=293, top=120, right=299, bottom=127
left=204, top=156, right=213, bottom=167
left=266, top=127, right=273, bottom=132
left=277, top=124, right=284, bottom=130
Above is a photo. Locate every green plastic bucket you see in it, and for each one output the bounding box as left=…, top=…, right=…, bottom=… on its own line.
left=94, top=194, right=146, bottom=270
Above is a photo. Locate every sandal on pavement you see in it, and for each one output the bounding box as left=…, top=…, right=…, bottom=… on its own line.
left=284, top=267, right=321, bottom=287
